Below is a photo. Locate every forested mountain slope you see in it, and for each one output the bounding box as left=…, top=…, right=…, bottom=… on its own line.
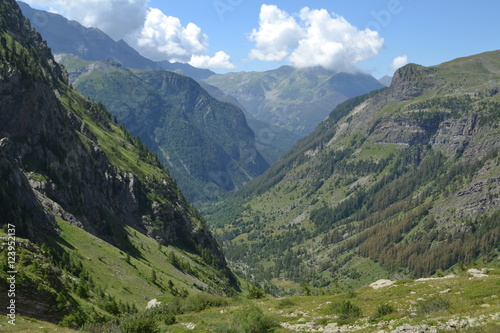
left=206, top=51, right=500, bottom=294
left=57, top=54, right=269, bottom=204
left=0, top=0, right=237, bottom=326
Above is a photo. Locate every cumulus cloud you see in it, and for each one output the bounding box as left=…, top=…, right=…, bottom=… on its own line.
left=391, top=55, right=409, bottom=71
left=189, top=51, right=236, bottom=69
left=248, top=5, right=304, bottom=61
left=249, top=5, right=384, bottom=72
left=23, top=0, right=148, bottom=41
left=23, top=0, right=235, bottom=69
left=130, top=8, right=208, bottom=62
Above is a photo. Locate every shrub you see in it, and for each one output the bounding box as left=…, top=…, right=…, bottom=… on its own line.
left=235, top=304, right=278, bottom=333
left=181, top=293, right=229, bottom=312
left=277, top=299, right=295, bottom=309
left=372, top=303, right=395, bottom=319
left=120, top=316, right=158, bottom=333
left=416, top=297, right=450, bottom=315
left=332, top=300, right=362, bottom=319
left=247, top=285, right=265, bottom=299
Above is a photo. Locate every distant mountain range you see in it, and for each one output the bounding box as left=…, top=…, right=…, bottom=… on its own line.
left=2, top=0, right=500, bottom=329
left=20, top=1, right=390, bottom=195
left=204, top=66, right=385, bottom=137
left=17, top=1, right=214, bottom=80
left=206, top=50, right=500, bottom=293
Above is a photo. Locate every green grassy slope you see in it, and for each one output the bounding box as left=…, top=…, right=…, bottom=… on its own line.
left=4, top=262, right=498, bottom=332
left=0, top=0, right=237, bottom=328
left=205, top=51, right=500, bottom=295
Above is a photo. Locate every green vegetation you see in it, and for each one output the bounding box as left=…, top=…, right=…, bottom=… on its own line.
left=331, top=300, right=363, bottom=319
left=372, top=303, right=396, bottom=319
left=2, top=267, right=499, bottom=332
left=416, top=297, right=451, bottom=315
left=205, top=66, right=384, bottom=137
left=0, top=1, right=236, bottom=330
left=2, top=2, right=500, bottom=332
left=205, top=50, right=500, bottom=295
left=59, top=58, right=269, bottom=204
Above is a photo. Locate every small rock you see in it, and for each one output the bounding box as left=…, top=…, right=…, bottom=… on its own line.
left=370, top=279, right=394, bottom=289
left=467, top=268, right=488, bottom=278
left=439, top=288, right=451, bottom=294
left=480, top=304, right=490, bottom=308
left=182, top=323, right=196, bottom=330
left=146, top=298, right=161, bottom=309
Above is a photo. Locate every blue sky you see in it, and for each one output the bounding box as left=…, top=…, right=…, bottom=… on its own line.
left=22, top=0, right=500, bottom=78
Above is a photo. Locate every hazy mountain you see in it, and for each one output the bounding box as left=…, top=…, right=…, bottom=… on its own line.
left=17, top=1, right=214, bottom=80
left=378, top=75, right=393, bottom=86
left=0, top=0, right=237, bottom=324
left=198, top=80, right=301, bottom=164
left=204, top=66, right=385, bottom=137
left=57, top=54, right=269, bottom=204
left=206, top=50, right=500, bottom=293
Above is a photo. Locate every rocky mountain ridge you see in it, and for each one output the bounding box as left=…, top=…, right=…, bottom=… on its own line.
left=17, top=1, right=214, bottom=80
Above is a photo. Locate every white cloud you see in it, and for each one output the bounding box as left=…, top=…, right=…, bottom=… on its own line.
left=248, top=4, right=304, bottom=61
left=189, top=51, right=236, bottom=70
left=23, top=0, right=148, bottom=41
left=249, top=5, right=384, bottom=72
left=391, top=55, right=409, bottom=71
left=130, top=8, right=208, bottom=62
left=23, top=0, right=235, bottom=67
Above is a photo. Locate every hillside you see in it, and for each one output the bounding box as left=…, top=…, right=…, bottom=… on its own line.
left=17, top=1, right=214, bottom=80
left=206, top=50, right=500, bottom=294
left=204, top=66, right=384, bottom=137
left=5, top=266, right=500, bottom=332
left=0, top=0, right=237, bottom=327
left=57, top=54, right=269, bottom=204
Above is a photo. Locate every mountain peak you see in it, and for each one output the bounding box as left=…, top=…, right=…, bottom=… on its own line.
left=17, top=1, right=215, bottom=79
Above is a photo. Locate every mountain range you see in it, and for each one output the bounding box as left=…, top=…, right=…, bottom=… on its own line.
left=57, top=54, right=269, bottom=204
left=204, top=66, right=385, bottom=137
left=0, top=0, right=237, bottom=325
left=1, top=0, right=499, bottom=330
left=19, top=2, right=389, bottom=202
left=206, top=50, right=500, bottom=294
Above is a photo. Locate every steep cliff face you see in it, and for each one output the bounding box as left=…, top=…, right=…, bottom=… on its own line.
left=0, top=5, right=218, bottom=254
left=0, top=0, right=236, bottom=322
